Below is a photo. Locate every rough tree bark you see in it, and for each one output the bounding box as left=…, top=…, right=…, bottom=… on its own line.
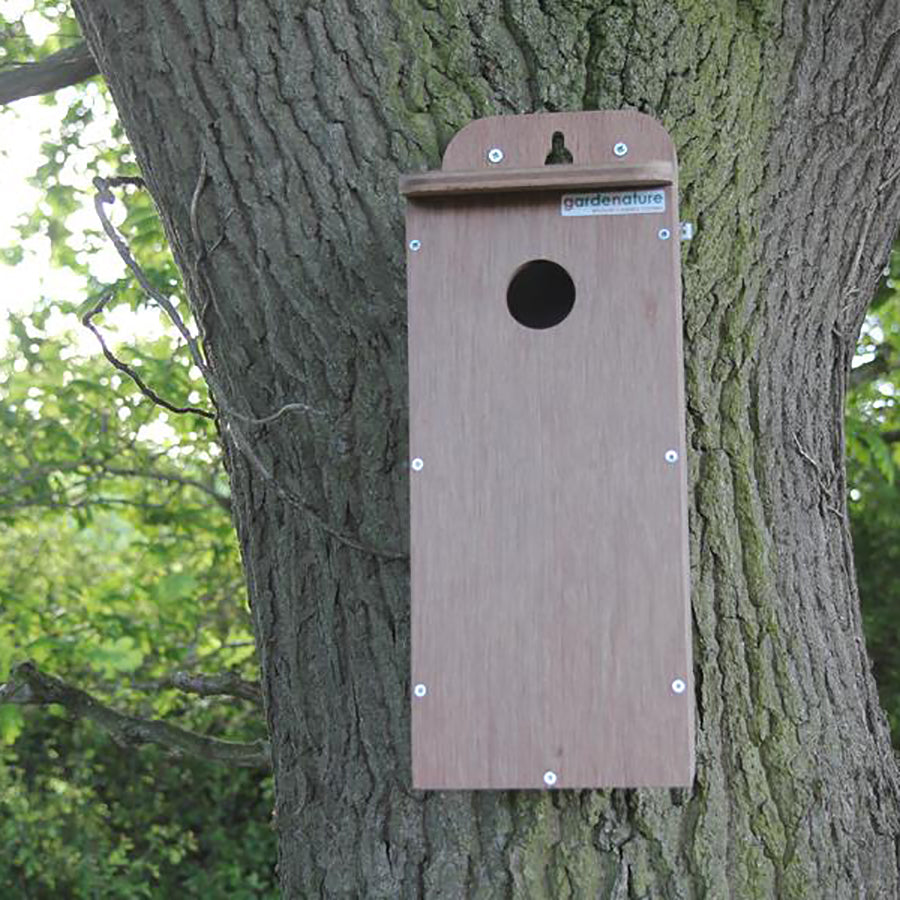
left=71, top=1, right=900, bottom=897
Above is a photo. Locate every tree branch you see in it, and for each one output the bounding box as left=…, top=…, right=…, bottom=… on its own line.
left=95, top=168, right=325, bottom=427
left=0, top=42, right=98, bottom=105
left=92, top=171, right=408, bottom=560
left=191, top=640, right=257, bottom=665
left=0, top=661, right=270, bottom=769
left=882, top=429, right=900, bottom=444
left=0, top=458, right=230, bottom=512
left=0, top=496, right=173, bottom=512
left=82, top=292, right=215, bottom=419
left=98, top=465, right=231, bottom=512
left=0, top=459, right=86, bottom=498
left=143, top=670, right=262, bottom=704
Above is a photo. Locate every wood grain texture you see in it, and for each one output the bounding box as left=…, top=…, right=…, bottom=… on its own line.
left=399, top=161, right=674, bottom=197
left=406, top=111, right=692, bottom=789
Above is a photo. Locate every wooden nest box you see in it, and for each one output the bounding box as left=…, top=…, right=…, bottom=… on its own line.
left=401, top=111, right=693, bottom=790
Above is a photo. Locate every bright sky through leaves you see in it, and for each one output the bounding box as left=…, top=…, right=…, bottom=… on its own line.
left=0, top=86, right=166, bottom=355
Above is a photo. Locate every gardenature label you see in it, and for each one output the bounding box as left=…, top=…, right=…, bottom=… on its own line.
left=561, top=188, right=666, bottom=216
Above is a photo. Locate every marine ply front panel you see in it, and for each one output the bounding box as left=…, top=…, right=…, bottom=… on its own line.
left=404, top=112, right=693, bottom=789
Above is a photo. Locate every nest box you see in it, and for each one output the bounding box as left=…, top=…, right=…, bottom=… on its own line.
left=401, top=111, right=693, bottom=790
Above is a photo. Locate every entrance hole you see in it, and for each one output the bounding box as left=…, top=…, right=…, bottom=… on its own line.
left=506, top=259, right=576, bottom=330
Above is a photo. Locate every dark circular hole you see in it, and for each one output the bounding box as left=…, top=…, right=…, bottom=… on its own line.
left=506, top=259, right=576, bottom=330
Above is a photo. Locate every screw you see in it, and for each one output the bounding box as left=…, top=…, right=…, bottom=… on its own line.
left=543, top=770, right=558, bottom=787
left=408, top=239, right=421, bottom=251
left=665, top=450, right=679, bottom=463
left=658, top=228, right=671, bottom=241
left=672, top=679, right=686, bottom=694
left=487, top=147, right=504, bottom=164
left=613, top=142, right=628, bottom=157
left=411, top=458, right=424, bottom=471
left=413, top=683, right=427, bottom=698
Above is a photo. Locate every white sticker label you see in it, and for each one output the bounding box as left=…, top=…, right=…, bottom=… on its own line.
left=561, top=188, right=666, bottom=216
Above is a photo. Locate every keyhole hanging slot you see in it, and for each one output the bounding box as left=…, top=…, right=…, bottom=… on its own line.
left=545, top=131, right=574, bottom=165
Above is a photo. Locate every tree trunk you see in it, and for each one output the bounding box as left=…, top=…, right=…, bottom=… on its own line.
left=72, top=2, right=900, bottom=896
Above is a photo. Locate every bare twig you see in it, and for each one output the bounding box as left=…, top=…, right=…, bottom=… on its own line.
left=207, top=211, right=233, bottom=256
left=94, top=173, right=324, bottom=427
left=222, top=418, right=407, bottom=559
left=187, top=160, right=323, bottom=423
left=81, top=293, right=215, bottom=419
left=99, top=466, right=231, bottom=511
left=0, top=497, right=173, bottom=512
left=0, top=458, right=229, bottom=512
left=1, top=661, right=270, bottom=769
left=237, top=401, right=328, bottom=426
left=879, top=164, right=900, bottom=193
left=93, top=177, right=211, bottom=378
left=189, top=153, right=208, bottom=251
left=146, top=670, right=262, bottom=704
left=103, top=174, right=146, bottom=191
left=841, top=207, right=877, bottom=316
left=191, top=641, right=257, bottom=665
left=0, top=460, right=86, bottom=498
left=93, top=170, right=407, bottom=560
left=792, top=433, right=824, bottom=475
left=792, top=433, right=844, bottom=521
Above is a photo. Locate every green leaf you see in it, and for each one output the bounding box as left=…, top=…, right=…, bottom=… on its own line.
left=0, top=705, right=24, bottom=744
left=86, top=636, right=144, bottom=677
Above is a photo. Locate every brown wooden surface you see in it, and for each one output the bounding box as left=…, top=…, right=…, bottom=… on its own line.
left=399, top=161, right=674, bottom=197
left=406, top=111, right=693, bottom=789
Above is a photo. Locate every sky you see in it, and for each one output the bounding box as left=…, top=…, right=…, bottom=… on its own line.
left=0, top=3, right=81, bottom=345
left=0, top=94, right=81, bottom=337
left=0, top=83, right=163, bottom=356
left=0, top=64, right=180, bottom=446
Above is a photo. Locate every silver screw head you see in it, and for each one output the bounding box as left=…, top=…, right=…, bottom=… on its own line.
left=408, top=239, right=421, bottom=251
left=487, top=147, right=504, bottom=164
left=411, top=457, right=424, bottom=471
left=543, top=770, right=558, bottom=787
left=413, top=683, right=427, bottom=698
left=658, top=228, right=671, bottom=241
left=613, top=142, right=628, bottom=157
left=672, top=678, right=687, bottom=694
left=665, top=449, right=679, bottom=463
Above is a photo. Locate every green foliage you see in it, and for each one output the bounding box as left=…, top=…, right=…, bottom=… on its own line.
left=0, top=2, right=81, bottom=71
left=0, top=6, right=276, bottom=894
left=847, top=240, right=900, bottom=743
left=0, top=316, right=276, bottom=891
left=0, top=315, right=242, bottom=687
left=0, top=715, right=277, bottom=898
